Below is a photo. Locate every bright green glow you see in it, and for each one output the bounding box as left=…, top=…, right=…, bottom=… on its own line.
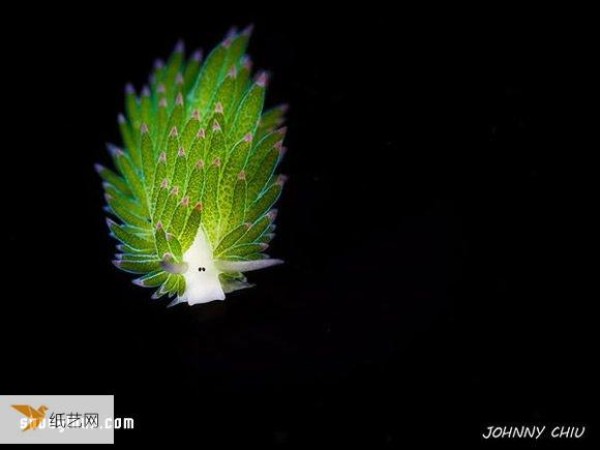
left=97, top=27, right=287, bottom=305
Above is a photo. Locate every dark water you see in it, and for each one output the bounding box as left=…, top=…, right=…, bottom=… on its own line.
left=3, top=6, right=594, bottom=448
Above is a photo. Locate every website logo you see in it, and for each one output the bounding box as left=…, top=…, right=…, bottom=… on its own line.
left=10, top=405, right=48, bottom=431
left=1, top=396, right=124, bottom=444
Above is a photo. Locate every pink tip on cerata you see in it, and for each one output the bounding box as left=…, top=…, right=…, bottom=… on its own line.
left=156, top=221, right=164, bottom=230
left=174, top=39, right=184, bottom=54
left=196, top=128, right=206, bottom=139
left=170, top=186, right=180, bottom=196
left=112, top=260, right=122, bottom=268
left=267, top=209, right=278, bottom=221
left=242, top=56, right=252, bottom=70
left=212, top=157, right=221, bottom=167
left=161, top=178, right=169, bottom=189
left=106, top=143, right=123, bottom=157
left=222, top=35, right=233, bottom=48
left=212, top=121, right=221, bottom=132
left=259, top=243, right=270, bottom=251
left=140, top=123, right=149, bottom=134
left=94, top=163, right=105, bottom=174
left=237, top=170, right=246, bottom=180
left=256, top=71, right=269, bottom=87
left=279, top=146, right=288, bottom=157
left=125, top=83, right=135, bottom=95
left=106, top=217, right=116, bottom=228
left=192, top=49, right=203, bottom=62
left=181, top=196, right=190, bottom=206
left=194, top=202, right=203, bottom=212
left=242, top=23, right=254, bottom=37
left=159, top=152, right=167, bottom=163
left=118, top=113, right=126, bottom=125
left=176, top=92, right=184, bottom=105
left=177, top=147, right=186, bottom=157
left=243, top=133, right=253, bottom=143
left=244, top=222, right=252, bottom=229
left=132, top=278, right=145, bottom=287
left=176, top=73, right=184, bottom=86
left=169, top=126, right=179, bottom=137
left=227, top=65, right=237, bottom=78
left=142, top=85, right=151, bottom=97
left=215, top=102, right=224, bottom=114
left=192, top=109, right=201, bottom=121
left=274, top=140, right=284, bottom=151
left=159, top=97, right=168, bottom=108
left=277, top=174, right=288, bottom=186
left=279, top=103, right=289, bottom=113
left=195, top=159, right=205, bottom=169
left=154, top=59, right=164, bottom=70
left=157, top=84, right=166, bottom=94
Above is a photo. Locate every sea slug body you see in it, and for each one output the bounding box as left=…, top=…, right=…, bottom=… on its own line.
left=97, top=26, right=287, bottom=305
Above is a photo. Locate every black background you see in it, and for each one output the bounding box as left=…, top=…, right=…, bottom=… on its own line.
left=3, top=5, right=595, bottom=448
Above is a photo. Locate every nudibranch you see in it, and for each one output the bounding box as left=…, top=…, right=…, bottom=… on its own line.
left=97, top=26, right=287, bottom=305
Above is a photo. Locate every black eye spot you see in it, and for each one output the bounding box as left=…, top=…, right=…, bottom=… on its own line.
left=198, top=267, right=206, bottom=272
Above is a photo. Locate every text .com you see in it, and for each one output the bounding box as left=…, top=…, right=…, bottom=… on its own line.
left=20, top=417, right=134, bottom=432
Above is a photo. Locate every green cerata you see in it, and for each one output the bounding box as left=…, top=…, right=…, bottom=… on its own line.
left=96, top=26, right=287, bottom=306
